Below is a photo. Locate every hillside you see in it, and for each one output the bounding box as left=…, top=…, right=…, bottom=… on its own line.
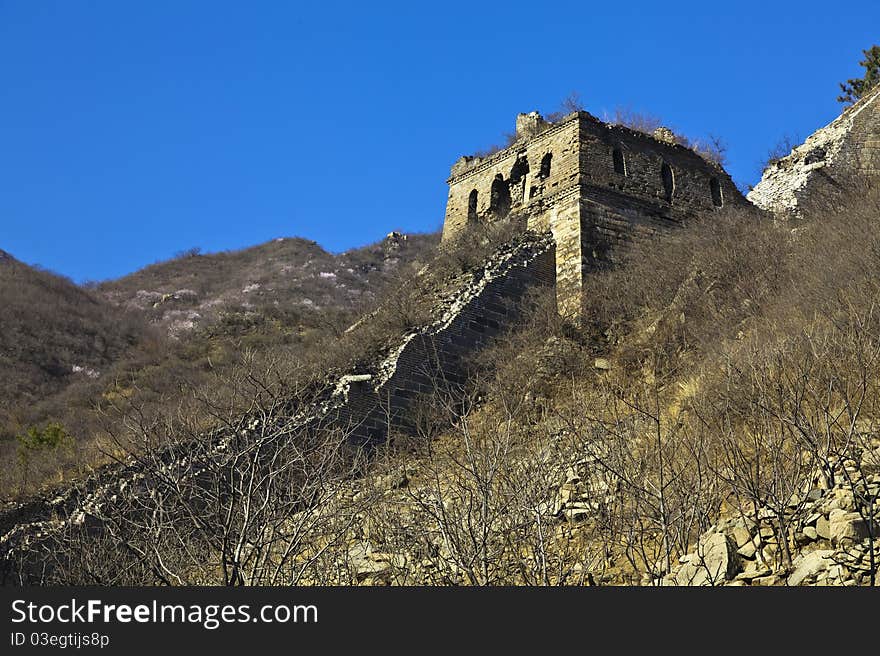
left=97, top=232, right=439, bottom=337
left=0, top=252, right=148, bottom=429
left=216, top=186, right=880, bottom=587
left=0, top=232, right=439, bottom=498
left=6, top=187, right=879, bottom=586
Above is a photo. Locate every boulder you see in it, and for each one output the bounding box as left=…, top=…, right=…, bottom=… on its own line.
left=675, top=533, right=739, bottom=585
left=736, top=560, right=772, bottom=581
left=829, top=510, right=872, bottom=545
left=753, top=574, right=780, bottom=586
left=832, top=488, right=856, bottom=512
left=737, top=539, right=758, bottom=559
left=673, top=561, right=709, bottom=587
left=702, top=533, right=740, bottom=580
left=806, top=488, right=824, bottom=502
left=787, top=550, right=834, bottom=586
left=731, top=526, right=752, bottom=549
left=804, top=512, right=822, bottom=526
left=759, top=525, right=775, bottom=539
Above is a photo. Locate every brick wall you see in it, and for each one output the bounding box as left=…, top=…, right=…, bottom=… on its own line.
left=577, top=115, right=740, bottom=216
left=323, top=232, right=556, bottom=447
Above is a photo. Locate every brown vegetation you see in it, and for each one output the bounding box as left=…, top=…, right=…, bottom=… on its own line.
left=604, top=106, right=729, bottom=166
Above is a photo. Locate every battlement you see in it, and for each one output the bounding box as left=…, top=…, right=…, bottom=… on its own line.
left=442, top=109, right=747, bottom=316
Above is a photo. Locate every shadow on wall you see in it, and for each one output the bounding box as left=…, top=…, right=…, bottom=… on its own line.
left=332, top=231, right=557, bottom=449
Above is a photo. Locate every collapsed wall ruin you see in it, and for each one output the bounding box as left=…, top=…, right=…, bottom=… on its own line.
left=334, top=231, right=555, bottom=446
left=748, top=85, right=880, bottom=216
left=442, top=110, right=747, bottom=316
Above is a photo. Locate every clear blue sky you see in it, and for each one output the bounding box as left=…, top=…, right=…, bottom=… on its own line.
left=1, top=1, right=878, bottom=283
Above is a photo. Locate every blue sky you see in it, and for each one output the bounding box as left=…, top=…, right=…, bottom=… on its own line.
left=1, top=1, right=878, bottom=283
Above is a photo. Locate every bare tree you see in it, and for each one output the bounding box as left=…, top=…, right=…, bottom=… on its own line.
left=39, top=352, right=371, bottom=585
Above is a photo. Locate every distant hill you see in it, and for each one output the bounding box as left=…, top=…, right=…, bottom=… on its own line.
left=97, top=232, right=440, bottom=337
left=0, top=231, right=438, bottom=413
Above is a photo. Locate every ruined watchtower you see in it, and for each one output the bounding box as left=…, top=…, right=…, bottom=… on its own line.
left=442, top=110, right=746, bottom=315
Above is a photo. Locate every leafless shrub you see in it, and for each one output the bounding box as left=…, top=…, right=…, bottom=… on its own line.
left=604, top=107, right=665, bottom=134
left=35, top=352, right=372, bottom=585
left=758, top=134, right=801, bottom=175
left=563, top=182, right=880, bottom=583
left=582, top=204, right=785, bottom=379
left=546, top=92, right=586, bottom=122
left=360, top=363, right=602, bottom=585
left=604, top=107, right=728, bottom=165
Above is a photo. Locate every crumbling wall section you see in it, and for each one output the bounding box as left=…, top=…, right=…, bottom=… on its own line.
left=443, top=117, right=581, bottom=240
left=324, top=231, right=556, bottom=446
left=748, top=86, right=880, bottom=216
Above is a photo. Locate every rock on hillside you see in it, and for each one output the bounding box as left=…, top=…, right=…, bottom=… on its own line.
left=748, top=86, right=880, bottom=216
left=97, top=232, right=439, bottom=337
left=662, top=445, right=880, bottom=587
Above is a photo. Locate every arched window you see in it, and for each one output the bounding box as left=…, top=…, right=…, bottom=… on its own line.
left=661, top=162, right=675, bottom=202
left=509, top=155, right=530, bottom=185
left=467, top=189, right=479, bottom=222
left=612, top=147, right=626, bottom=175
left=489, top=174, right=511, bottom=217
left=539, top=152, right=552, bottom=179
left=710, top=177, right=723, bottom=207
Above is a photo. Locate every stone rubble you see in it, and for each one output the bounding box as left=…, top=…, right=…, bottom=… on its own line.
left=657, top=463, right=879, bottom=586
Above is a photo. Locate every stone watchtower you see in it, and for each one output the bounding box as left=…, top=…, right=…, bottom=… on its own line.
left=442, top=110, right=747, bottom=316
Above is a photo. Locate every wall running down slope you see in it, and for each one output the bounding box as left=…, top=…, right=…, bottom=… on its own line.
left=0, top=231, right=556, bottom=582
left=334, top=230, right=555, bottom=446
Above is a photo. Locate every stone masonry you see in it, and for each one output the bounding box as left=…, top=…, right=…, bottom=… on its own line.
left=326, top=231, right=555, bottom=447
left=748, top=85, right=880, bottom=216
left=442, top=110, right=747, bottom=316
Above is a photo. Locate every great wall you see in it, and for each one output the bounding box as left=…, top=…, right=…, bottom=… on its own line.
left=2, top=88, right=879, bottom=583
